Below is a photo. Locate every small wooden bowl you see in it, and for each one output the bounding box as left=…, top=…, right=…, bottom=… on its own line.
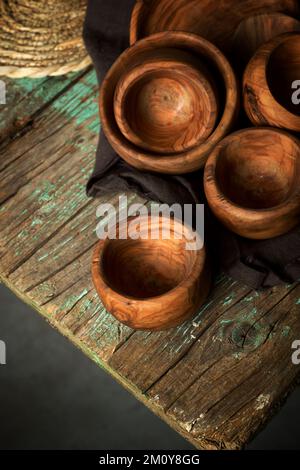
left=114, top=58, right=219, bottom=154
left=204, top=128, right=300, bottom=240
left=92, top=215, right=211, bottom=331
left=130, top=0, right=300, bottom=50
left=244, top=32, right=300, bottom=132
left=100, top=32, right=238, bottom=174
left=232, top=13, right=300, bottom=69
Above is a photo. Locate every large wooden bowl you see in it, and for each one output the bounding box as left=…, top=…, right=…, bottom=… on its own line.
left=130, top=0, right=300, bottom=51
left=244, top=32, right=300, bottom=132
left=114, top=58, right=219, bottom=154
left=204, top=128, right=300, bottom=240
left=92, top=215, right=211, bottom=331
left=100, top=32, right=238, bottom=174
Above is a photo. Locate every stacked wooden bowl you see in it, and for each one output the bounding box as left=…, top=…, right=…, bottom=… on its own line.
left=100, top=32, right=238, bottom=174
left=93, top=0, right=300, bottom=330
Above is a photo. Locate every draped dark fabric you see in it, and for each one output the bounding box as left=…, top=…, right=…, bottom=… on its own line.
left=83, top=0, right=300, bottom=289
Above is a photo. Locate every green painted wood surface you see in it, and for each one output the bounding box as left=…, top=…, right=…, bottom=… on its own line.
left=0, top=70, right=299, bottom=450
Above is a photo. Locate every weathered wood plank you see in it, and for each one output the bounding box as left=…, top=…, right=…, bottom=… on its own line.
left=107, top=276, right=251, bottom=391
left=0, top=71, right=88, bottom=158
left=0, top=70, right=98, bottom=207
left=0, top=69, right=299, bottom=450
left=166, top=286, right=300, bottom=449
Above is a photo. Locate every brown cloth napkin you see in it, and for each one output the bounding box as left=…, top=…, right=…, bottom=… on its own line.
left=83, top=0, right=300, bottom=289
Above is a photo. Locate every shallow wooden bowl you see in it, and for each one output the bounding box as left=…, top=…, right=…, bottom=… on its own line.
left=244, top=32, right=300, bottom=132
left=114, top=58, right=219, bottom=154
left=204, top=128, right=300, bottom=240
left=92, top=215, right=211, bottom=331
left=100, top=32, right=238, bottom=174
left=130, top=0, right=300, bottom=51
left=232, top=13, right=300, bottom=69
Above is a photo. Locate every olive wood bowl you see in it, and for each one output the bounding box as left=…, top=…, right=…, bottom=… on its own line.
left=244, top=32, right=300, bottom=132
left=92, top=215, right=211, bottom=331
left=130, top=0, right=300, bottom=51
left=114, top=58, right=219, bottom=154
left=204, top=128, right=300, bottom=240
left=232, top=13, right=300, bottom=70
left=100, top=32, right=238, bottom=174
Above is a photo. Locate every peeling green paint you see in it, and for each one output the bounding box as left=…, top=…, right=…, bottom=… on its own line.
left=281, top=326, right=291, bottom=337
left=220, top=319, right=233, bottom=325
left=31, top=218, right=43, bottom=227
left=223, top=295, right=234, bottom=306
left=17, top=77, right=47, bottom=94
left=197, top=300, right=214, bottom=317
left=17, top=229, right=29, bottom=239
left=38, top=252, right=49, bottom=262
left=51, top=71, right=100, bottom=134
left=239, top=307, right=258, bottom=322
left=56, top=288, right=90, bottom=316
left=215, top=319, right=233, bottom=342
left=233, top=352, right=243, bottom=360
left=18, top=73, right=78, bottom=100
left=243, top=292, right=259, bottom=303
left=234, top=318, right=270, bottom=350
left=30, top=181, right=56, bottom=204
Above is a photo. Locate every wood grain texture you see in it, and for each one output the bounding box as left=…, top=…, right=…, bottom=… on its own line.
left=204, top=128, right=300, bottom=239
left=0, top=72, right=300, bottom=450
left=130, top=0, right=300, bottom=51
left=232, top=13, right=300, bottom=69
left=100, top=32, right=238, bottom=174
left=114, top=57, right=219, bottom=154
left=243, top=32, right=300, bottom=131
left=92, top=215, right=211, bottom=330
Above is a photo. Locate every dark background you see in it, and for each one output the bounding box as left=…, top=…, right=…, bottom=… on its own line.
left=0, top=284, right=300, bottom=450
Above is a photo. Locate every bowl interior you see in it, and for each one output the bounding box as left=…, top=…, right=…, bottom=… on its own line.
left=215, top=131, right=300, bottom=209
left=100, top=34, right=227, bottom=165
left=122, top=66, right=217, bottom=153
left=100, top=223, right=197, bottom=300
left=267, top=35, right=300, bottom=115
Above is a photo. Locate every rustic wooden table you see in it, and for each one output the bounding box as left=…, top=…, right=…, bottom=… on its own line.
left=0, top=68, right=299, bottom=450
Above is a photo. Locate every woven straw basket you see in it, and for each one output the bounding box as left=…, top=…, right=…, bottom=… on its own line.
left=0, top=0, right=91, bottom=78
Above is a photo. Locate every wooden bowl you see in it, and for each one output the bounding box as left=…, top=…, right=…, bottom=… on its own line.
left=130, top=0, right=300, bottom=51
left=232, top=13, right=300, bottom=69
left=244, top=32, right=300, bottom=132
left=92, top=215, right=211, bottom=331
left=114, top=58, right=219, bottom=154
left=100, top=32, right=238, bottom=174
left=204, top=128, right=300, bottom=240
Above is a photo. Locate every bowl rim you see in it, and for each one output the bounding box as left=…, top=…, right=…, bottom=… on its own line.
left=113, top=58, right=218, bottom=154
left=92, top=214, right=206, bottom=304
left=204, top=127, right=300, bottom=220
left=99, top=31, right=238, bottom=174
left=129, top=0, right=145, bottom=46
